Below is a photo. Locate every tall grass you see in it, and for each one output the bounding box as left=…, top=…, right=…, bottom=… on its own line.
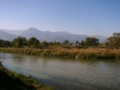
left=0, top=47, right=120, bottom=59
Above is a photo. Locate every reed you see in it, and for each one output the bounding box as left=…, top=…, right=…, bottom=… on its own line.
left=0, top=47, right=120, bottom=59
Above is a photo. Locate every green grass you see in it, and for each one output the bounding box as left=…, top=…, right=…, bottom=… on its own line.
left=0, top=62, right=57, bottom=90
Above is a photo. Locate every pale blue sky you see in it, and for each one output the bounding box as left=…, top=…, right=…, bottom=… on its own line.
left=0, top=0, right=120, bottom=36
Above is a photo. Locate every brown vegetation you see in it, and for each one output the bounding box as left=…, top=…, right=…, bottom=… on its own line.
left=0, top=47, right=120, bottom=59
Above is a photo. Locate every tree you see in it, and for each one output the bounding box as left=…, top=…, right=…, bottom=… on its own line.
left=41, top=41, right=48, bottom=46
left=48, top=42, right=53, bottom=45
left=55, top=42, right=60, bottom=45
left=27, top=37, right=40, bottom=48
left=10, top=41, right=14, bottom=47
left=0, top=40, right=10, bottom=47
left=81, top=40, right=86, bottom=46
left=11, top=37, right=23, bottom=48
left=22, top=37, right=27, bottom=46
left=85, top=37, right=99, bottom=46
left=10, top=37, right=27, bottom=48
left=1, top=40, right=10, bottom=47
left=76, top=40, right=78, bottom=45
left=0, top=39, right=4, bottom=47
left=63, top=40, right=69, bottom=45
left=107, top=32, right=120, bottom=48
left=53, top=41, right=60, bottom=45
left=102, top=42, right=109, bottom=48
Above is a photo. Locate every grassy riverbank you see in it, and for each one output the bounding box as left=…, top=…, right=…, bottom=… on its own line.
left=0, top=62, right=57, bottom=90
left=0, top=48, right=120, bottom=59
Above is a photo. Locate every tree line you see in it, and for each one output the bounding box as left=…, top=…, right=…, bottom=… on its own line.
left=0, top=32, right=120, bottom=49
left=0, top=37, right=61, bottom=48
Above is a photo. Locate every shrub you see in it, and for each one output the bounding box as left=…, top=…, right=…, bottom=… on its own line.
left=41, top=50, right=51, bottom=56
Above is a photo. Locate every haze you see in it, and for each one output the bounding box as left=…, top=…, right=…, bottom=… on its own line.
left=0, top=0, right=120, bottom=36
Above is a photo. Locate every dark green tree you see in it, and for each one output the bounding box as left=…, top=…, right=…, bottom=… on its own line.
left=63, top=40, right=69, bottom=45
left=76, top=40, right=78, bottom=46
left=81, top=40, right=86, bottom=46
left=85, top=37, right=99, bottom=46
left=41, top=41, right=48, bottom=46
left=11, top=37, right=23, bottom=48
left=55, top=42, right=60, bottom=45
left=27, top=37, right=40, bottom=48
left=0, top=39, right=4, bottom=47
left=22, top=37, right=27, bottom=46
left=48, top=42, right=53, bottom=45
left=76, top=40, right=78, bottom=44
left=1, top=40, right=10, bottom=47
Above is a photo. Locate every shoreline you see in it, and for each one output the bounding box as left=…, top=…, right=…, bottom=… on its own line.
left=0, top=62, right=57, bottom=90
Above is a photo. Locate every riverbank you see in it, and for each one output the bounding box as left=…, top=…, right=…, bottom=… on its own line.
left=0, top=62, right=57, bottom=90
left=0, top=48, right=120, bottom=59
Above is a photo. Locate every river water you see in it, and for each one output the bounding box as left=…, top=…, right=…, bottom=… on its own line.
left=0, top=53, right=120, bottom=90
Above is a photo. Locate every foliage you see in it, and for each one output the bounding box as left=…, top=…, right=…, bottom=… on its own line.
left=11, top=37, right=23, bottom=48
left=41, top=41, right=48, bottom=46
left=81, top=40, right=86, bottom=46
left=10, top=37, right=27, bottom=48
left=53, top=42, right=60, bottom=45
left=107, top=32, right=120, bottom=48
left=81, top=37, right=99, bottom=46
left=22, top=37, right=27, bottom=46
left=76, top=40, right=78, bottom=44
left=27, top=37, right=39, bottom=48
left=85, top=37, right=99, bottom=46
left=48, top=42, right=53, bottom=45
left=0, top=40, right=10, bottom=47
left=63, top=40, right=69, bottom=45
left=39, top=41, right=61, bottom=49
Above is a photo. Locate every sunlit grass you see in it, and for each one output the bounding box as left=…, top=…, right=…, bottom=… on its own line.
left=0, top=47, right=120, bottom=59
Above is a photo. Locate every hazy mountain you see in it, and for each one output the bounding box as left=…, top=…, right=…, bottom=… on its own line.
left=19, top=28, right=43, bottom=39
left=0, top=30, right=17, bottom=41
left=91, top=35, right=108, bottom=43
left=0, top=28, right=108, bottom=43
left=4, top=29, right=25, bottom=35
left=18, top=28, right=89, bottom=43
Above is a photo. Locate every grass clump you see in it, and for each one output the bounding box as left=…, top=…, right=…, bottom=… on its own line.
left=41, top=50, right=51, bottom=56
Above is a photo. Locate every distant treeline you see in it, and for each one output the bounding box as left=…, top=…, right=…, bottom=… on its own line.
left=0, top=32, right=120, bottom=49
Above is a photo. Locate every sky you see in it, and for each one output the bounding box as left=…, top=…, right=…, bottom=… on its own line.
left=0, top=0, right=120, bottom=36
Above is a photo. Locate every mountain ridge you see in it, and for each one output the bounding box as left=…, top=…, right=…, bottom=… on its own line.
left=0, top=28, right=108, bottom=43
left=0, top=30, right=17, bottom=41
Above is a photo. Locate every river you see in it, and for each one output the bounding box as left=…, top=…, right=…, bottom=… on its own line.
left=0, top=53, right=120, bottom=90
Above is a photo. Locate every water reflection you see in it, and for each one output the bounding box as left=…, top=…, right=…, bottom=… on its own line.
left=0, top=53, right=120, bottom=90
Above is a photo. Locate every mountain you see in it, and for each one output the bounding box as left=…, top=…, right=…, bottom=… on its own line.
left=19, top=28, right=89, bottom=43
left=19, top=28, right=44, bottom=39
left=0, top=28, right=108, bottom=43
left=0, top=30, right=17, bottom=41
left=4, top=29, right=25, bottom=35
left=91, top=35, right=108, bottom=43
